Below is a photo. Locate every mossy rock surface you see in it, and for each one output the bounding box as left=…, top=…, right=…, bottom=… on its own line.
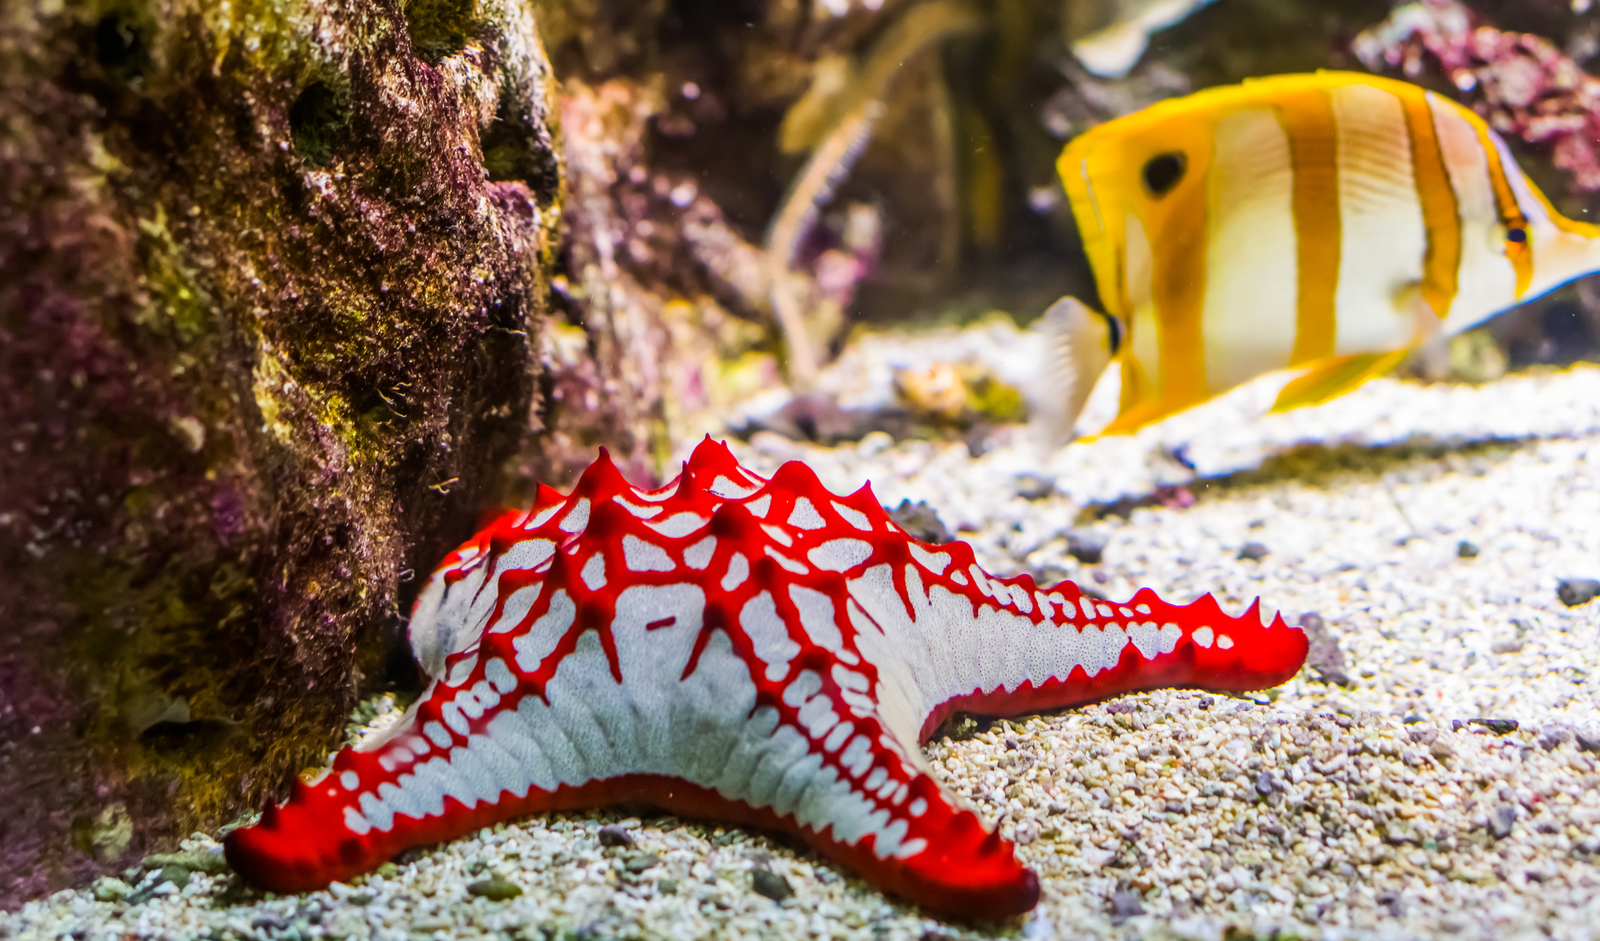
left=0, top=0, right=559, bottom=905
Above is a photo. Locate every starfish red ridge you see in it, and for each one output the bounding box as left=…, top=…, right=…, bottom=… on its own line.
left=225, top=438, right=1307, bottom=919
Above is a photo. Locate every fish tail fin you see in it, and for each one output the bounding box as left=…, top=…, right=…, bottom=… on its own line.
left=1031, top=295, right=1122, bottom=448
left=1270, top=349, right=1411, bottom=413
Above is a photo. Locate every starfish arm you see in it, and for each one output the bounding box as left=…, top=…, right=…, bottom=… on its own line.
left=841, top=538, right=1309, bottom=741
left=225, top=438, right=1302, bottom=921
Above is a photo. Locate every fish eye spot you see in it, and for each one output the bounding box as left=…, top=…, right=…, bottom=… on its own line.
left=1142, top=152, right=1186, bottom=197
left=1507, top=227, right=1527, bottom=244
left=1101, top=311, right=1124, bottom=355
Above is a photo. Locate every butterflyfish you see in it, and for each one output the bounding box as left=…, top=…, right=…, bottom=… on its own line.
left=1037, top=70, right=1600, bottom=443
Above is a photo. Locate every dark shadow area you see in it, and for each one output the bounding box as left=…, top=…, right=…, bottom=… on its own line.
left=404, top=0, right=478, bottom=64
left=1080, top=434, right=1530, bottom=523
left=288, top=81, right=349, bottom=167
left=482, top=93, right=561, bottom=200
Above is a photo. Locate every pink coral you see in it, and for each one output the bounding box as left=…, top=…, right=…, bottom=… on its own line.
left=1355, top=0, right=1600, bottom=191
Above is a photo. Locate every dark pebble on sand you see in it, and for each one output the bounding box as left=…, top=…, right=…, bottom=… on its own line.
left=1488, top=805, right=1518, bottom=839
left=1457, top=540, right=1480, bottom=558
left=1538, top=725, right=1575, bottom=750
left=598, top=825, right=634, bottom=847
left=1469, top=718, right=1520, bottom=735
left=1237, top=542, right=1269, bottom=562
left=887, top=500, right=953, bottom=545
left=751, top=868, right=794, bottom=901
left=467, top=876, right=523, bottom=900
left=1067, top=531, right=1108, bottom=564
left=1300, top=612, right=1351, bottom=687
left=624, top=851, right=659, bottom=873
left=1558, top=578, right=1600, bottom=607
left=1110, top=889, right=1144, bottom=918
left=1015, top=474, right=1055, bottom=501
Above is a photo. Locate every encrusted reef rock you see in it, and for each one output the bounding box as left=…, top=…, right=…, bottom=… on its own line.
left=0, top=0, right=560, bottom=905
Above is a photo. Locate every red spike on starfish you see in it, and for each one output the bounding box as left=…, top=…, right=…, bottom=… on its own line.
left=225, top=438, right=1307, bottom=920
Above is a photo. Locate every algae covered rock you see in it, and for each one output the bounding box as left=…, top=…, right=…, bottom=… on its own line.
left=0, top=0, right=559, bottom=904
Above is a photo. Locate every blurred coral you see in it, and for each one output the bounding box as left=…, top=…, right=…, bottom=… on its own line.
left=1355, top=0, right=1600, bottom=192
left=1066, top=0, right=1220, bottom=78
left=893, top=360, right=1028, bottom=426
left=767, top=1, right=982, bottom=385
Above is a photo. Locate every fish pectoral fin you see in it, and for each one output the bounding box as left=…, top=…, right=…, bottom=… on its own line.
left=1270, top=349, right=1411, bottom=413
left=1400, top=281, right=1451, bottom=381
left=1031, top=295, right=1122, bottom=447
left=1095, top=395, right=1200, bottom=436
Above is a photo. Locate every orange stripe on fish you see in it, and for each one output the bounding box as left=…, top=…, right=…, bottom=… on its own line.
left=1397, top=82, right=1461, bottom=324
left=1468, top=118, right=1534, bottom=298
left=1277, top=85, right=1339, bottom=366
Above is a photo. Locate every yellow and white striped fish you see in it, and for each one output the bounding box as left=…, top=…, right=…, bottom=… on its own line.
left=1037, top=70, right=1600, bottom=442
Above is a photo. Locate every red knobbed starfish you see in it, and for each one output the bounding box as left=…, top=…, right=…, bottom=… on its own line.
left=225, top=438, right=1307, bottom=919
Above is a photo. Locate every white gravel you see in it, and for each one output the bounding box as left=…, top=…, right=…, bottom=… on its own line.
left=6, top=357, right=1600, bottom=941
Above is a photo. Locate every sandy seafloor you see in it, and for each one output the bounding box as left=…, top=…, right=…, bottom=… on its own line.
left=6, top=359, right=1600, bottom=941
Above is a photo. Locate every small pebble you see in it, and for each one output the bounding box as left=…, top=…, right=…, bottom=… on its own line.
left=466, top=876, right=523, bottom=900
left=1470, top=718, right=1520, bottom=735
left=1377, top=889, right=1403, bottom=916
left=623, top=851, right=659, bottom=873
left=598, top=824, right=634, bottom=847
left=1382, top=819, right=1418, bottom=845
left=90, top=877, right=129, bottom=902
left=1489, top=805, right=1518, bottom=839
left=1537, top=725, right=1574, bottom=750
left=1300, top=612, right=1351, bottom=686
left=1066, top=531, right=1107, bottom=564
left=1457, top=540, right=1480, bottom=558
left=1015, top=474, right=1054, bottom=501
left=886, top=499, right=953, bottom=544
left=752, top=868, right=794, bottom=901
left=1557, top=577, right=1600, bottom=607
left=1109, top=889, right=1144, bottom=918
left=1237, top=541, right=1270, bottom=561
left=142, top=850, right=231, bottom=875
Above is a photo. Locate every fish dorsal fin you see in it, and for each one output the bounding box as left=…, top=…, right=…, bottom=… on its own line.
left=1031, top=295, right=1121, bottom=448
left=1270, top=349, right=1410, bottom=413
